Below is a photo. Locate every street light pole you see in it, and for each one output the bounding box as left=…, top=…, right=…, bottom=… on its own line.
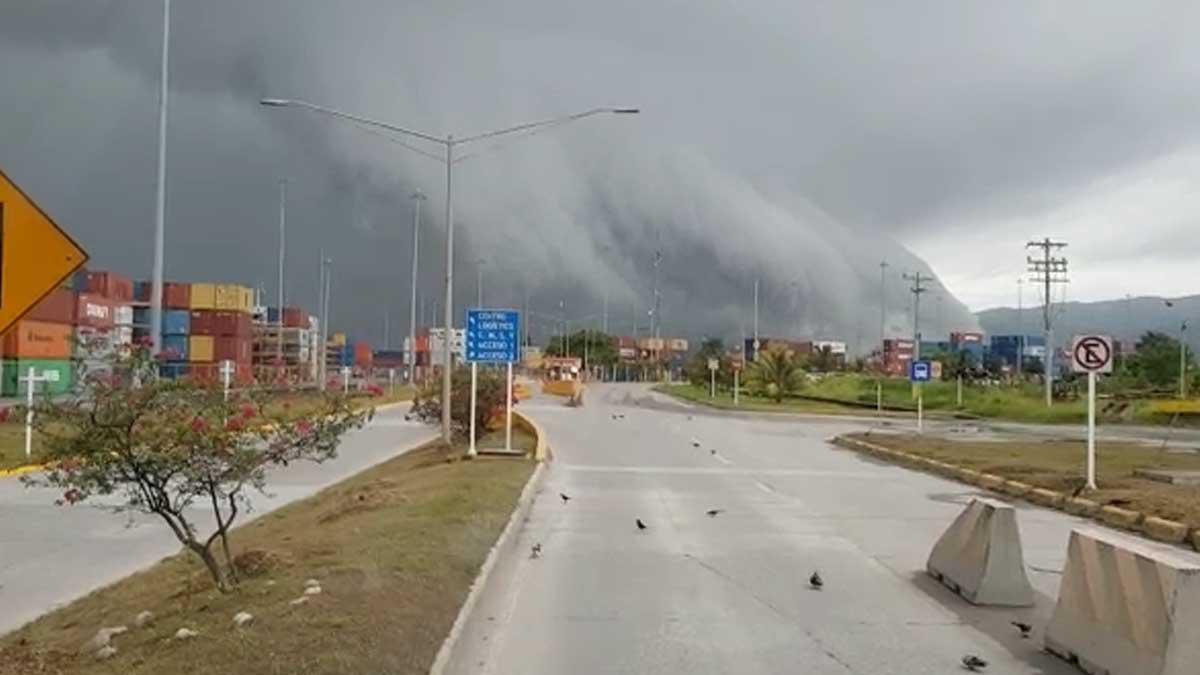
left=150, top=0, right=171, bottom=355
left=260, top=99, right=638, bottom=444
left=409, top=191, right=424, bottom=383
left=1181, top=320, right=1189, bottom=399
left=878, top=261, right=888, bottom=352
left=277, top=178, right=287, bottom=371
left=476, top=258, right=485, bottom=308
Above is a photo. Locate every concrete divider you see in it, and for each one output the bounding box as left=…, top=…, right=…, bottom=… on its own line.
left=1045, top=527, right=1200, bottom=675
left=927, top=497, right=1035, bottom=607
left=511, top=410, right=548, bottom=462
left=1100, top=504, right=1143, bottom=530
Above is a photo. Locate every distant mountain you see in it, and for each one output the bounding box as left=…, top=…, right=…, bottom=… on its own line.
left=975, top=295, right=1200, bottom=351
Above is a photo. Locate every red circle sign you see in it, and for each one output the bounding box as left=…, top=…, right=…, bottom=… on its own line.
left=1073, top=336, right=1112, bottom=372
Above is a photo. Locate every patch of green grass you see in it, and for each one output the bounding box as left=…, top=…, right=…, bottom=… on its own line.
left=656, top=383, right=871, bottom=416
left=0, top=437, right=536, bottom=675
left=0, top=422, right=47, bottom=470
left=851, top=432, right=1200, bottom=529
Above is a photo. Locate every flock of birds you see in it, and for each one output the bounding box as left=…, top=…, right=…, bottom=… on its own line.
left=528, top=408, right=1047, bottom=672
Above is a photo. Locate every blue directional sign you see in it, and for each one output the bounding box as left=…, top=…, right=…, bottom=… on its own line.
left=910, top=360, right=932, bottom=382
left=465, top=309, right=520, bottom=363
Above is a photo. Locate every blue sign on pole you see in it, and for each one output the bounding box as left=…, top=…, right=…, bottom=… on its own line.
left=465, top=309, right=520, bottom=363
left=910, top=360, right=932, bottom=382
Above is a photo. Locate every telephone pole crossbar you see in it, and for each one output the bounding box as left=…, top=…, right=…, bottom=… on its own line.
left=902, top=271, right=932, bottom=362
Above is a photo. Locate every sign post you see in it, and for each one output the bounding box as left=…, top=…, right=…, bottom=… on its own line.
left=707, top=358, right=719, bottom=398
left=732, top=359, right=741, bottom=406
left=341, top=366, right=351, bottom=394
left=219, top=359, right=235, bottom=402
left=1072, top=335, right=1113, bottom=491
left=19, top=367, right=50, bottom=459
left=465, top=309, right=520, bottom=457
left=388, top=368, right=396, bottom=397
left=910, top=360, right=932, bottom=433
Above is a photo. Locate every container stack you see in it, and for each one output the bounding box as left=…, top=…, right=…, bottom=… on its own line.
left=186, top=283, right=254, bottom=383
left=253, top=306, right=314, bottom=382
left=2, top=288, right=75, bottom=396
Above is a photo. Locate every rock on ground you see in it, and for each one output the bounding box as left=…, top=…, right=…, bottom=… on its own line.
left=233, top=611, right=254, bottom=628
left=289, top=596, right=309, bottom=607
left=174, top=628, right=199, bottom=640
left=95, top=645, right=117, bottom=660
left=304, top=578, right=320, bottom=589
left=83, top=626, right=127, bottom=653
left=303, top=585, right=322, bottom=596
left=134, top=610, right=154, bottom=628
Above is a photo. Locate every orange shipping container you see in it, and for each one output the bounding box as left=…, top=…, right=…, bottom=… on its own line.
left=2, top=321, right=73, bottom=359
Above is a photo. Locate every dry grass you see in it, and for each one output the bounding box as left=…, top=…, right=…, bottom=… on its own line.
left=853, top=432, right=1200, bottom=528
left=0, top=429, right=536, bottom=675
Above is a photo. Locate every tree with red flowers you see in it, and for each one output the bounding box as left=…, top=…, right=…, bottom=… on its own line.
left=21, top=342, right=369, bottom=591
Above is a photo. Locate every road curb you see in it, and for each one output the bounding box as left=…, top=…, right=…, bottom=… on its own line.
left=831, top=433, right=1200, bottom=552
left=0, top=463, right=44, bottom=479
left=428, top=445, right=548, bottom=675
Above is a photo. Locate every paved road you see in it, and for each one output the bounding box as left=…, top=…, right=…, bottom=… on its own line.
left=0, top=404, right=433, bottom=635
left=446, top=383, right=1191, bottom=674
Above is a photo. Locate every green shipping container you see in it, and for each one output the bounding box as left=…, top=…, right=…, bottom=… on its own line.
left=2, top=360, right=74, bottom=397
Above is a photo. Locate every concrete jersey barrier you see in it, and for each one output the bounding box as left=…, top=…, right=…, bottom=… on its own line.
left=926, top=497, right=1034, bottom=607
left=1045, top=527, right=1200, bottom=675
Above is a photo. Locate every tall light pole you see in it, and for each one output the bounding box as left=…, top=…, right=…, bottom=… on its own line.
left=261, top=98, right=638, bottom=444
left=1181, top=320, right=1189, bottom=399
left=1027, top=238, right=1069, bottom=407
left=476, top=258, right=486, bottom=308
left=878, top=261, right=888, bottom=353
left=319, top=257, right=332, bottom=389
left=149, top=0, right=171, bottom=355
left=753, top=278, right=760, bottom=356
left=1016, top=278, right=1024, bottom=377
left=408, top=191, right=425, bottom=382
left=277, top=179, right=287, bottom=370
left=902, top=272, right=930, bottom=362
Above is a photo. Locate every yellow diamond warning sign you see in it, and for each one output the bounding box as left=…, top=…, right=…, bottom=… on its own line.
left=0, top=169, right=88, bottom=335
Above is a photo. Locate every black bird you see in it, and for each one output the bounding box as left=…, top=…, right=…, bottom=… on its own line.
left=961, top=655, right=987, bottom=671
left=710, top=449, right=717, bottom=455
left=706, top=509, right=723, bottom=517
left=530, top=543, right=542, bottom=559
left=560, top=493, right=571, bottom=504
left=809, top=571, right=823, bottom=590
left=636, top=518, right=648, bottom=531
left=691, top=438, right=701, bottom=448
left=687, top=415, right=694, bottom=421
left=1011, top=621, right=1032, bottom=638
left=1070, top=482, right=1087, bottom=498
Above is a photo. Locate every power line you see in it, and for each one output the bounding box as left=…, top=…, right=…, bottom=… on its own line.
left=1026, top=238, right=1069, bottom=407
left=902, top=271, right=934, bottom=361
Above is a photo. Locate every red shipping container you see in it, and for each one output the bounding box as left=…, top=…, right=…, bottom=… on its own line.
left=354, top=342, right=372, bottom=367
left=415, top=335, right=430, bottom=352
left=282, top=307, right=308, bottom=328
left=189, top=310, right=218, bottom=336
left=26, top=288, right=76, bottom=325
left=618, top=336, right=636, bottom=349
left=214, top=336, right=252, bottom=363
left=164, top=282, right=190, bottom=309
left=85, top=271, right=134, bottom=301
left=75, top=293, right=114, bottom=329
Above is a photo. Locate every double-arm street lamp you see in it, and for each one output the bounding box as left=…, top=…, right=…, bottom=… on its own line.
left=260, top=98, right=638, bottom=443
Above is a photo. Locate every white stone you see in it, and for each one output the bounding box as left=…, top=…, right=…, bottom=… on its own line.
left=134, top=610, right=154, bottom=628
left=303, top=585, right=322, bottom=596
left=289, top=596, right=309, bottom=607
left=303, top=578, right=320, bottom=589
left=174, top=628, right=199, bottom=640
left=95, top=645, right=117, bottom=661
left=83, top=626, right=127, bottom=653
left=232, top=611, right=254, bottom=628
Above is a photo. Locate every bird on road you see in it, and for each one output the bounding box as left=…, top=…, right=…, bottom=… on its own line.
left=691, top=438, right=701, bottom=448
left=961, top=655, right=987, bottom=671
left=560, top=493, right=571, bottom=504
left=1011, top=621, right=1032, bottom=638
left=687, top=415, right=693, bottom=421
left=1070, top=481, right=1087, bottom=498
left=636, top=518, right=648, bottom=531
left=809, top=571, right=823, bottom=590
left=706, top=509, right=723, bottom=517
left=530, top=543, right=542, bottom=559
left=709, top=449, right=717, bottom=455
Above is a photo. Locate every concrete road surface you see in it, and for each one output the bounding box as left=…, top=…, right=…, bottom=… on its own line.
left=446, top=383, right=1186, bottom=674
left=0, top=404, right=432, bottom=635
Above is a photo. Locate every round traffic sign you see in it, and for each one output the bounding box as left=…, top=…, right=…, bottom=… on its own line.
left=1073, top=336, right=1112, bottom=373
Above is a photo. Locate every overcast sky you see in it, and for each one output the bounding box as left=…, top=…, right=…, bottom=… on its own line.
left=2, top=2, right=1197, bottom=349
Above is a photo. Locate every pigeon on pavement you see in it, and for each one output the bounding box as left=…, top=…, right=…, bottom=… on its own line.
left=710, top=449, right=717, bottom=455
left=1010, top=621, right=1032, bottom=638
left=636, top=518, right=648, bottom=531
left=530, top=543, right=542, bottom=558
left=691, top=438, right=701, bottom=448
left=809, top=571, right=823, bottom=590
left=560, top=493, right=571, bottom=504
left=961, top=655, right=987, bottom=671
left=706, top=509, right=723, bottom=517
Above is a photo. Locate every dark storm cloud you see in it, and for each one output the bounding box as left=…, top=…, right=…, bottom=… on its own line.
left=3, top=1, right=1197, bottom=348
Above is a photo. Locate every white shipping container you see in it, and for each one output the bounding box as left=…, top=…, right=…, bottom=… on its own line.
left=113, top=304, right=134, bottom=326
left=813, top=340, right=847, bottom=355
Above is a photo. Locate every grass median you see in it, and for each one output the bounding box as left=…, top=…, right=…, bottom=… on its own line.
left=848, top=432, right=1200, bottom=529
left=0, top=426, right=536, bottom=675
left=654, top=383, right=873, bottom=416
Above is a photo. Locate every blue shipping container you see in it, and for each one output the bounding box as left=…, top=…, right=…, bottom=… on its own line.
left=133, top=280, right=152, bottom=302
left=162, top=335, right=189, bottom=361
left=163, top=310, right=190, bottom=335
left=133, top=306, right=151, bottom=327
left=159, top=362, right=189, bottom=379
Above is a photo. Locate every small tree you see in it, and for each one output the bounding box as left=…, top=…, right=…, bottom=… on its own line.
left=22, top=341, right=369, bottom=591
left=410, top=365, right=508, bottom=442
left=746, top=346, right=805, bottom=402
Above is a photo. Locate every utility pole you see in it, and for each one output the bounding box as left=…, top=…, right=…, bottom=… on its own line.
left=602, top=291, right=609, bottom=334
left=476, top=258, right=485, bottom=308
left=409, top=190, right=424, bottom=382
left=1016, top=278, right=1024, bottom=377
left=1181, top=320, right=1189, bottom=399
left=652, top=250, right=663, bottom=340
left=149, top=0, right=171, bottom=356
left=753, top=278, right=760, bottom=356
left=384, top=310, right=390, bottom=349
left=1026, top=238, right=1069, bottom=408
left=879, top=261, right=888, bottom=352
left=277, top=179, right=287, bottom=371
left=902, top=272, right=931, bottom=362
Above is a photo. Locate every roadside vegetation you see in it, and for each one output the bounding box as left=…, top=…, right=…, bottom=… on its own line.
left=847, top=432, right=1200, bottom=531
left=0, top=429, right=536, bottom=675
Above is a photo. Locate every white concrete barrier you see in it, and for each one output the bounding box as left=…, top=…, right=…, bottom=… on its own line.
left=926, top=497, right=1034, bottom=606
left=1045, top=528, right=1200, bottom=675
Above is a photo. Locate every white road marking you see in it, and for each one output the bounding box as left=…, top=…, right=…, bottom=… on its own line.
left=559, top=464, right=885, bottom=478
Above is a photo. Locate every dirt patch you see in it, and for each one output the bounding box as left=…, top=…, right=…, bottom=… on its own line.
left=0, top=440, right=534, bottom=675
left=852, top=432, right=1200, bottom=529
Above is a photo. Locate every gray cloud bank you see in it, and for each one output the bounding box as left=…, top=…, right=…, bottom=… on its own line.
left=8, top=2, right=1190, bottom=350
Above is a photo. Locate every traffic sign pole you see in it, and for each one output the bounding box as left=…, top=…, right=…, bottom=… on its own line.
left=917, top=386, right=923, bottom=434
left=733, top=369, right=739, bottom=406
left=1087, top=371, right=1097, bottom=490
left=467, top=363, right=478, bottom=457
left=505, top=362, right=513, bottom=453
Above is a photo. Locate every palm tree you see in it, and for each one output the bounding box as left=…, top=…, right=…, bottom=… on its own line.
left=747, top=346, right=805, bottom=402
